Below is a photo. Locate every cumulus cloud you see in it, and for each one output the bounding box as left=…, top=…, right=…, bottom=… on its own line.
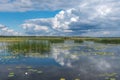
left=53, top=0, right=120, bottom=35
left=0, top=0, right=34, bottom=12
left=22, top=18, right=54, bottom=36
left=0, top=24, right=6, bottom=28
left=0, top=0, right=119, bottom=13
left=0, top=0, right=83, bottom=12
left=0, top=24, right=21, bottom=36
left=21, top=0, right=120, bottom=36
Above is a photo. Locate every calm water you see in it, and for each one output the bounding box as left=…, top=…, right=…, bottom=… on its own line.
left=0, top=40, right=120, bottom=80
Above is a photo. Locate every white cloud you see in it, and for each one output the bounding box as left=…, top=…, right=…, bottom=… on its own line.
left=0, top=0, right=33, bottom=12
left=0, top=0, right=83, bottom=12
left=1, top=27, right=8, bottom=31
left=0, top=24, right=21, bottom=36
left=21, top=0, right=120, bottom=36
left=96, top=5, right=112, bottom=16
left=34, top=25, right=48, bottom=31
left=81, top=30, right=120, bottom=37
left=52, top=9, right=79, bottom=31
left=2, top=0, right=118, bottom=12
left=22, top=18, right=54, bottom=35
left=0, top=0, right=119, bottom=36
left=0, top=24, right=6, bottom=28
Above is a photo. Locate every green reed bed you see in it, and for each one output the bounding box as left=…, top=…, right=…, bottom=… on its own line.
left=82, top=38, right=120, bottom=44
left=7, top=40, right=51, bottom=54
left=74, top=39, right=84, bottom=43
left=48, top=39, right=64, bottom=43
left=27, top=37, right=65, bottom=43
left=93, top=38, right=120, bottom=44
left=1, top=37, right=120, bottom=44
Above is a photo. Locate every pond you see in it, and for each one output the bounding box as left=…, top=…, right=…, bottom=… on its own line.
left=0, top=40, right=120, bottom=80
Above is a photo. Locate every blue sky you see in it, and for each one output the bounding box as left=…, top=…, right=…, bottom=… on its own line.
left=0, top=10, right=60, bottom=32
left=0, top=0, right=120, bottom=37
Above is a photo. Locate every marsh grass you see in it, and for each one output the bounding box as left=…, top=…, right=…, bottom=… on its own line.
left=48, top=39, right=64, bottom=43
left=0, top=37, right=120, bottom=44
left=94, top=39, right=120, bottom=44
left=28, top=37, right=65, bottom=43
left=7, top=40, right=51, bottom=55
left=83, top=38, right=120, bottom=44
left=74, top=39, right=83, bottom=43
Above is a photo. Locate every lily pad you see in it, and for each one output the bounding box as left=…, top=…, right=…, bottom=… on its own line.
left=60, top=78, right=66, bottom=80
left=8, top=72, right=15, bottom=77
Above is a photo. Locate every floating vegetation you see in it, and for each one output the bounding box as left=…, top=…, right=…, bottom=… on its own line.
left=37, top=71, right=43, bottom=74
left=2, top=56, right=16, bottom=59
left=27, top=68, right=43, bottom=74
left=0, top=37, right=120, bottom=80
left=28, top=69, right=38, bottom=72
left=99, top=72, right=117, bottom=77
left=7, top=68, right=12, bottom=71
left=93, top=45, right=109, bottom=50
left=60, top=78, right=66, bottom=80
left=8, top=72, right=15, bottom=77
left=74, top=79, right=80, bottom=80
left=94, top=52, right=114, bottom=56
left=16, top=66, right=21, bottom=69
left=109, top=78, right=116, bottom=80
left=26, top=66, right=32, bottom=69
left=98, top=73, right=117, bottom=80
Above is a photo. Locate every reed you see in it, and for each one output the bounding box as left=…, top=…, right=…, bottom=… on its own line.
left=48, top=39, right=64, bottom=43
left=7, top=40, right=51, bottom=55
left=93, top=39, right=120, bottom=44
left=74, top=39, right=83, bottom=43
left=0, top=37, right=120, bottom=44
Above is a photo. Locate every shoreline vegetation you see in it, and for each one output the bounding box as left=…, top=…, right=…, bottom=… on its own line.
left=0, top=36, right=120, bottom=44
left=7, top=40, right=51, bottom=55
left=0, top=36, right=120, bottom=56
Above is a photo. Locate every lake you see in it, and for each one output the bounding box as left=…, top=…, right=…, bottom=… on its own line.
left=0, top=40, right=120, bottom=80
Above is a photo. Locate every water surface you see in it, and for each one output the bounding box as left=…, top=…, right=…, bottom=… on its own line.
left=0, top=40, right=120, bottom=80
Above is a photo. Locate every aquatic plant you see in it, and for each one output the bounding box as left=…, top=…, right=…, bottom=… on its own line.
left=7, top=40, right=51, bottom=55
left=8, top=72, right=15, bottom=77
left=48, top=39, right=64, bottom=43
left=94, top=39, right=120, bottom=44
left=74, top=39, right=83, bottom=43
left=60, top=78, right=66, bottom=80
